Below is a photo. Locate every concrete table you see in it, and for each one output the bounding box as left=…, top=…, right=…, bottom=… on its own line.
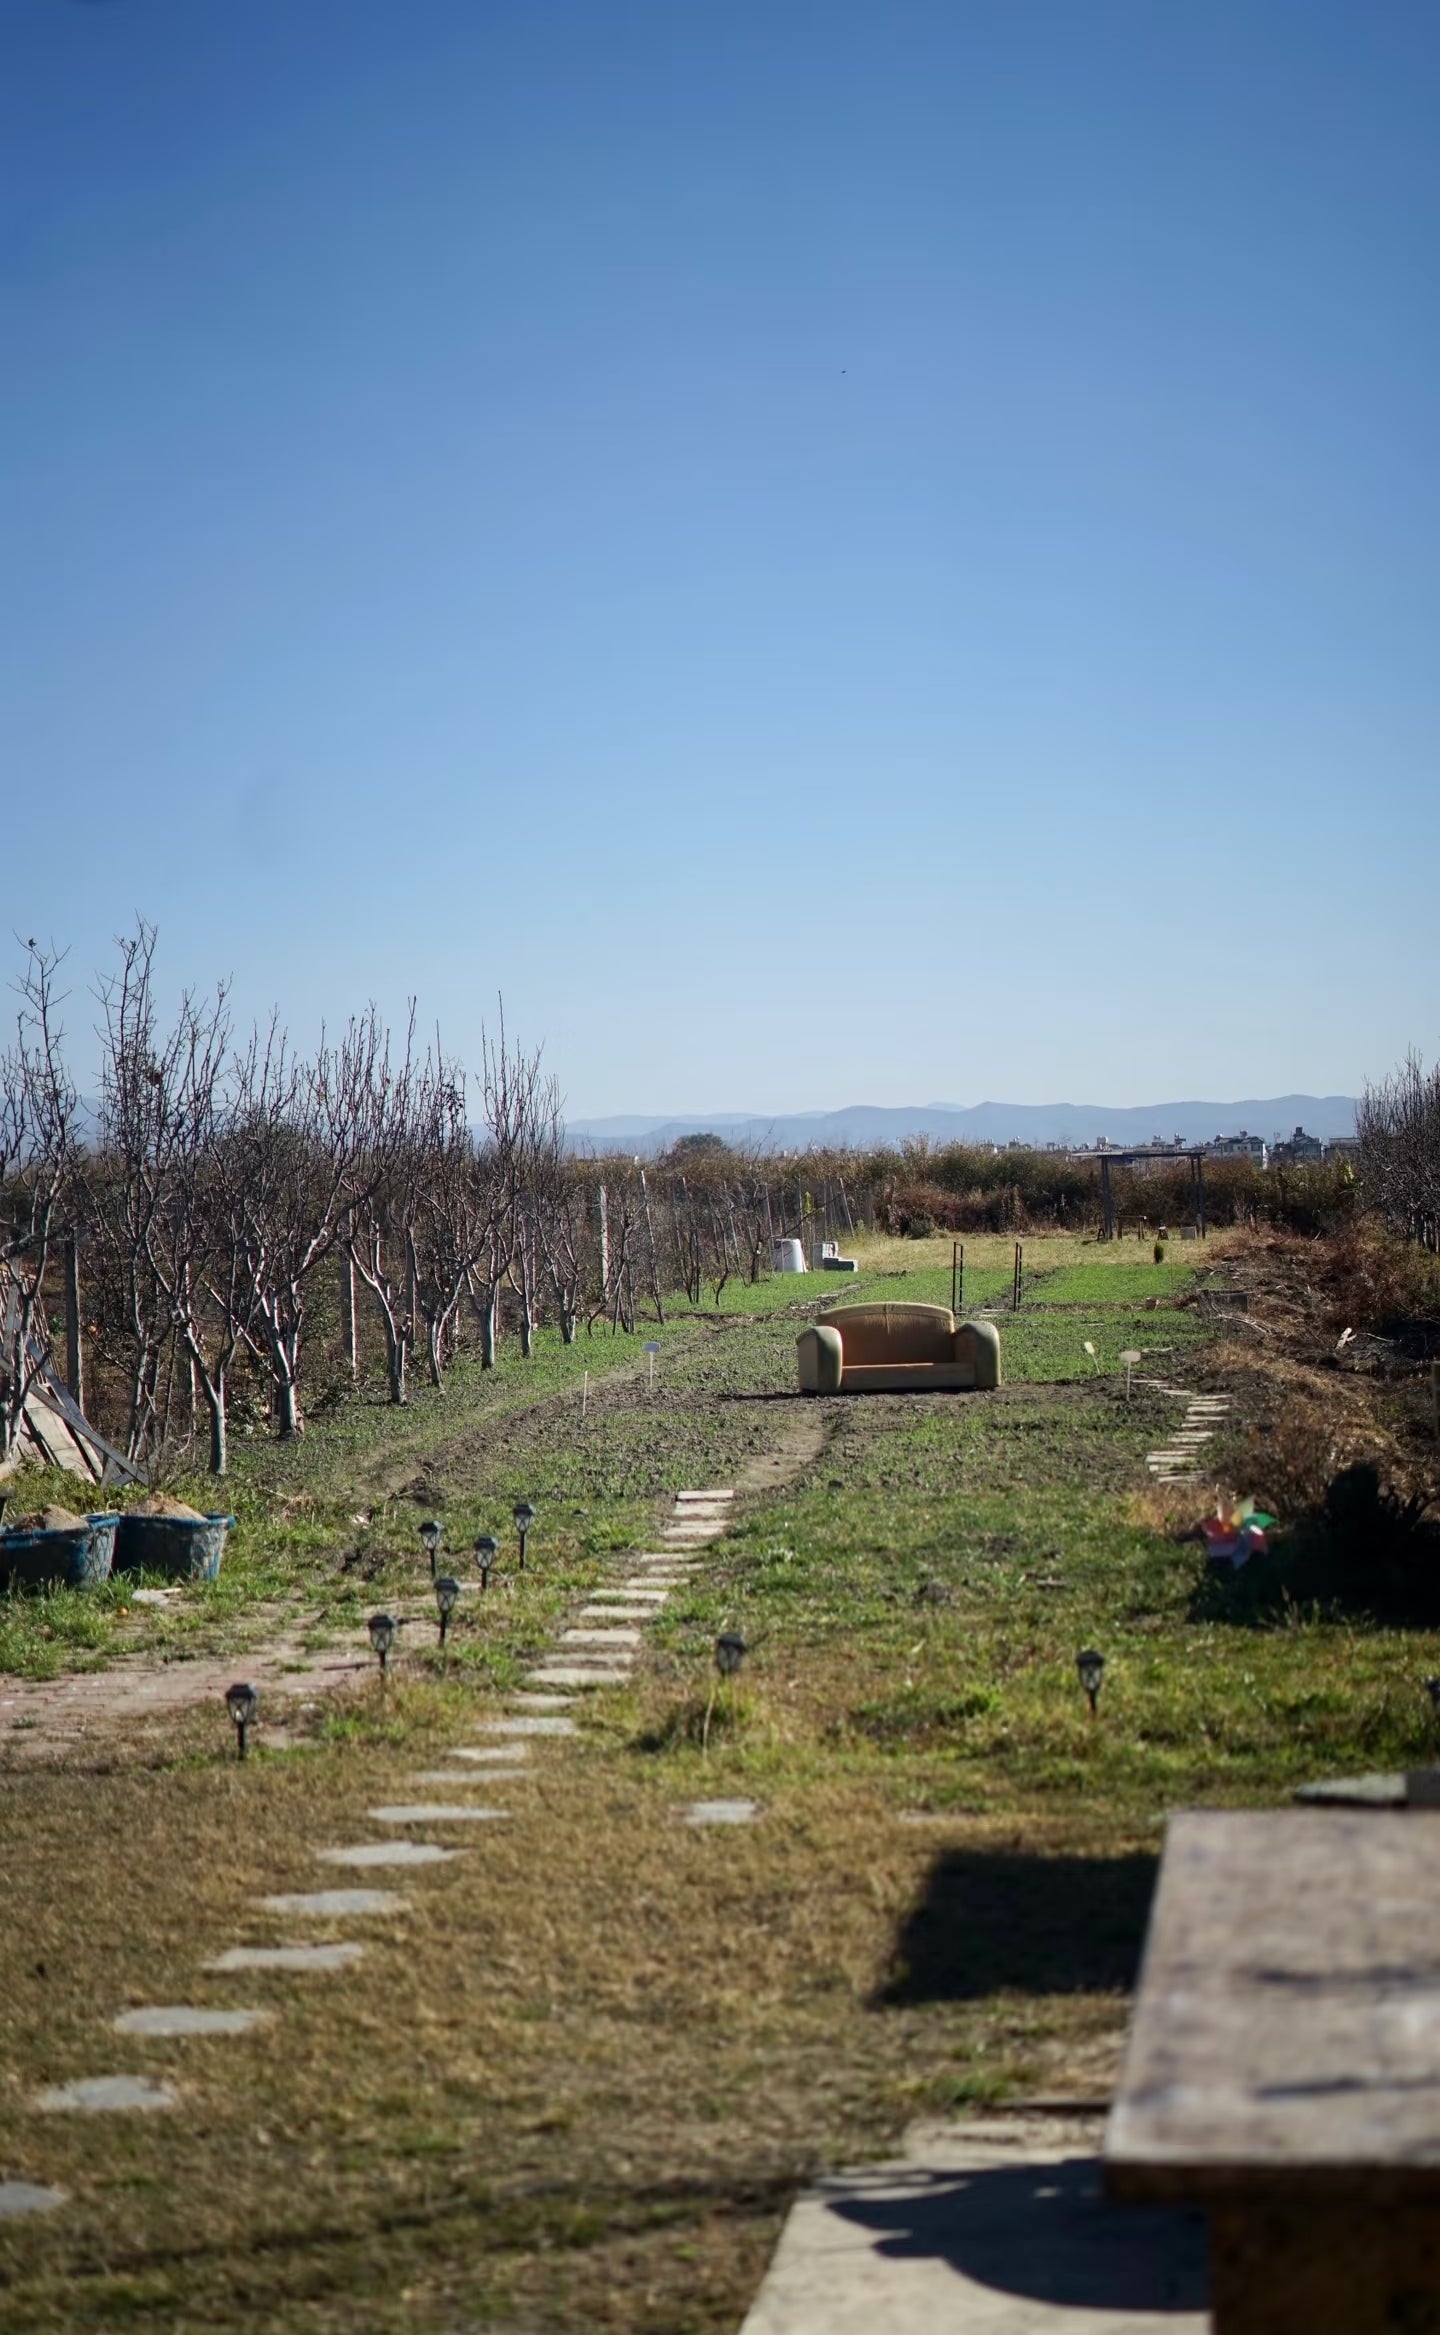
left=1107, top=1810, right=1440, bottom=2332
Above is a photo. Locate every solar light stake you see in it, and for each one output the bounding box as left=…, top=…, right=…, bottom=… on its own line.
left=703, top=1632, right=748, bottom=1756
left=513, top=1501, right=536, bottom=1570
left=419, top=1519, right=442, bottom=1578
left=435, top=1576, right=459, bottom=1651
left=582, top=1369, right=589, bottom=1421
left=368, top=1611, right=397, bottom=1679
left=1120, top=1348, right=1142, bottom=1401
left=643, top=1339, right=661, bottom=1390
left=474, top=1533, right=498, bottom=1592
left=225, top=1681, right=257, bottom=1760
left=1076, top=1649, right=1106, bottom=1716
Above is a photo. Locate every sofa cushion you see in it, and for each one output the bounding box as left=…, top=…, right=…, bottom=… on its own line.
left=817, top=1302, right=956, bottom=1366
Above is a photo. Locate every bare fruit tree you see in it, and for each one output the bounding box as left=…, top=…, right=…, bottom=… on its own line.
left=0, top=944, right=79, bottom=1464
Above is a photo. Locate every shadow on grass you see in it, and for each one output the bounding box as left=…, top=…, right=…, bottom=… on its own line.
left=877, top=1847, right=1159, bottom=2006
left=1190, top=1464, right=1440, bottom=1629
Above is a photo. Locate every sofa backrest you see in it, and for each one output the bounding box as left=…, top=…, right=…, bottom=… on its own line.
left=817, top=1302, right=956, bottom=1366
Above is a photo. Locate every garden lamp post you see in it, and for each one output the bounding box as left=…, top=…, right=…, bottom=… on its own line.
left=419, top=1518, right=442, bottom=1578
left=368, top=1611, right=397, bottom=1679
left=474, top=1532, right=498, bottom=1592
left=513, top=1501, right=536, bottom=1571
left=435, top=1576, right=459, bottom=1651
left=225, top=1681, right=257, bottom=1760
left=715, top=1631, right=747, bottom=1679
left=1076, top=1649, right=1106, bottom=1716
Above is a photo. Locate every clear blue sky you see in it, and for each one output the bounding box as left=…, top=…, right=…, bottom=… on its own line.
left=4, top=1, right=1437, bottom=1116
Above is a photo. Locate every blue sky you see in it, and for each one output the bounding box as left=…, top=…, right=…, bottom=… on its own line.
left=4, top=1, right=1437, bottom=1116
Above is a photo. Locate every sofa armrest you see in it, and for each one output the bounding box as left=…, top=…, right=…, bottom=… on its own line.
left=797, top=1323, right=844, bottom=1394
left=954, top=1319, right=1002, bottom=1389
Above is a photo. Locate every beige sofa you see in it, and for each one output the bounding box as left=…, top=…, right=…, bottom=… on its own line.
left=797, top=1302, right=1002, bottom=1395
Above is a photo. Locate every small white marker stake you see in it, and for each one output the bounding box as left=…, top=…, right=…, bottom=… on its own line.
left=1120, top=1347, right=1142, bottom=1400
left=644, top=1338, right=660, bottom=1390
left=581, top=1370, right=589, bottom=1420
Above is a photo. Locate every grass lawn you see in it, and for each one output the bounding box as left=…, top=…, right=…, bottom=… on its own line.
left=2, top=1231, right=1435, bottom=2331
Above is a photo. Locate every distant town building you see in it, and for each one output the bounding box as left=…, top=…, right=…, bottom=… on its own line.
left=1271, top=1125, right=1325, bottom=1164
left=1209, top=1131, right=1268, bottom=1164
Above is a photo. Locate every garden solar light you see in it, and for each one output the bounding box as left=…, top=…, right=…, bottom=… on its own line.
left=435, top=1576, right=459, bottom=1649
left=368, top=1611, right=397, bottom=1676
left=715, top=1631, right=747, bottom=1679
left=513, top=1500, right=536, bottom=1569
left=1425, top=1677, right=1440, bottom=1721
left=419, top=1518, right=442, bottom=1576
left=224, top=1681, right=257, bottom=1760
left=1076, top=1649, right=1106, bottom=1715
left=474, top=1532, right=498, bottom=1590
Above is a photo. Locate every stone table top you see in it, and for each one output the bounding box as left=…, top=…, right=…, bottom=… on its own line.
left=1107, top=1809, right=1440, bottom=2204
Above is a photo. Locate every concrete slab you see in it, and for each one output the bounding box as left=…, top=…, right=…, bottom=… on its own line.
left=479, top=1715, right=577, bottom=1737
left=739, top=2116, right=1207, bottom=2334
left=0, top=2181, right=66, bottom=2217
left=369, top=1803, right=510, bottom=1823
left=525, top=1666, right=632, bottom=1689
left=576, top=1604, right=663, bottom=1623
left=206, top=1945, right=365, bottom=1973
left=409, top=1769, right=515, bottom=1785
left=583, top=1588, right=670, bottom=1604
left=675, top=1488, right=735, bottom=1501
left=317, top=1841, right=461, bottom=1867
left=113, top=2006, right=268, bottom=2038
left=561, top=1627, right=642, bottom=1646
left=262, top=1888, right=409, bottom=1915
left=37, top=2075, right=176, bottom=2113
left=448, top=1745, right=531, bottom=1764
left=509, top=1692, right=576, bottom=1711
left=685, top=1798, right=760, bottom=1825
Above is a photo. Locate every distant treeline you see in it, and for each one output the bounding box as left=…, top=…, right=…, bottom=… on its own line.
left=659, top=1130, right=1354, bottom=1242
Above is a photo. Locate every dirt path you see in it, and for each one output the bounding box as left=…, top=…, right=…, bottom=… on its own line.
left=0, top=1621, right=368, bottom=1768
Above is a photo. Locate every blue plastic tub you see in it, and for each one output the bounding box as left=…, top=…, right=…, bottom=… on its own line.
left=114, top=1511, right=234, bottom=1582
left=0, top=1513, right=120, bottom=1592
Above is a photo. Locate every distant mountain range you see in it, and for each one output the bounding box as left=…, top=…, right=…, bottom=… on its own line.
left=566, top=1096, right=1359, bottom=1155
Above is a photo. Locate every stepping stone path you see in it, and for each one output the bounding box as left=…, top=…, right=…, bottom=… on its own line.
left=262, top=1889, right=407, bottom=1916
left=113, top=2007, right=267, bottom=2037
left=1146, top=1391, right=1233, bottom=1486
left=37, top=2075, right=175, bottom=2113
left=9, top=1487, right=740, bottom=2223
left=369, top=1803, right=510, bottom=1824
left=206, top=1945, right=365, bottom=1973
left=318, top=1840, right=461, bottom=1866
left=0, top=2181, right=66, bottom=2218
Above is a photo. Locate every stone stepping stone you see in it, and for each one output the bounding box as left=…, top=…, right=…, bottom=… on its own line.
left=37, top=2075, right=176, bottom=2113
left=263, top=1888, right=407, bottom=1916
left=525, top=1666, right=632, bottom=1689
left=318, top=1841, right=461, bottom=1867
left=369, top=1803, right=510, bottom=1824
left=675, top=1488, right=734, bottom=1502
left=584, top=1588, right=669, bottom=1604
left=113, top=2006, right=267, bottom=2038
left=509, top=1692, right=575, bottom=1711
left=683, top=1798, right=760, bottom=1826
left=409, top=1769, right=514, bottom=1786
left=0, top=2181, right=66, bottom=2218
left=561, top=1627, right=641, bottom=1646
left=479, top=1714, right=576, bottom=1737
left=448, top=1745, right=531, bottom=1765
left=576, top=1604, right=661, bottom=1624
left=207, top=1944, right=365, bottom=1973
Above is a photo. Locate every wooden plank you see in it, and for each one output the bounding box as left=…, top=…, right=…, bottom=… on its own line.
left=1107, top=1810, right=1440, bottom=2205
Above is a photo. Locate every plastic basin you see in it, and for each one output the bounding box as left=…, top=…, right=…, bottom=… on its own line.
left=0, top=1513, right=121, bottom=1592
left=114, top=1512, right=234, bottom=1581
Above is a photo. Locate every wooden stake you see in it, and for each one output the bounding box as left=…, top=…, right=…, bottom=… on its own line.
left=63, top=1234, right=84, bottom=1410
